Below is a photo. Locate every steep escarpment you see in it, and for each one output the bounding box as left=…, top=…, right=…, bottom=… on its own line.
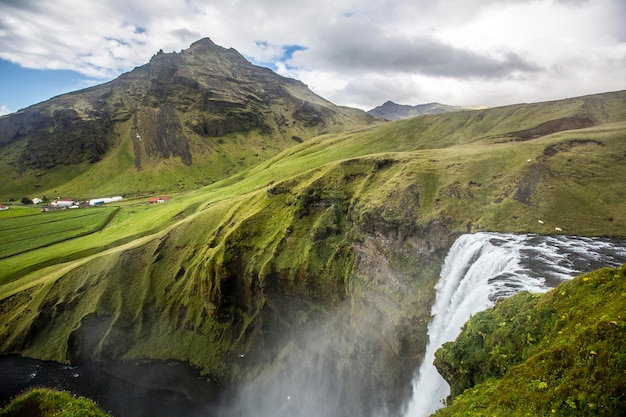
left=0, top=156, right=454, bottom=416
left=433, top=264, right=626, bottom=416
left=16, top=108, right=114, bottom=170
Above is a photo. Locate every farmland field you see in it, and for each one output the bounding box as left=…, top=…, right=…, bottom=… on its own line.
left=0, top=207, right=119, bottom=259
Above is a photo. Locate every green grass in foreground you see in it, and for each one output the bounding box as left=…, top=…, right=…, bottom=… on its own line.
left=434, top=263, right=626, bottom=416
left=0, top=207, right=118, bottom=259
left=0, top=388, right=111, bottom=417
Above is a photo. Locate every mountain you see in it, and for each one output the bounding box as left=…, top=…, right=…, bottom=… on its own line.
left=0, top=38, right=374, bottom=198
left=368, top=100, right=487, bottom=120
left=1, top=71, right=625, bottom=416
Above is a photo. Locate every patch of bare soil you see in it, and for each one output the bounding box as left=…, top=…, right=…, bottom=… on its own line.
left=507, top=116, right=595, bottom=141
left=514, top=163, right=548, bottom=206
left=514, top=139, right=605, bottom=206
left=542, top=139, right=605, bottom=157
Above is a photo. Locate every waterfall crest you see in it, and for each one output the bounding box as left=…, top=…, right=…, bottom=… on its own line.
left=405, top=232, right=626, bottom=417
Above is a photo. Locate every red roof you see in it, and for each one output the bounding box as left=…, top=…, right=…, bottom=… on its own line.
left=148, top=196, right=171, bottom=204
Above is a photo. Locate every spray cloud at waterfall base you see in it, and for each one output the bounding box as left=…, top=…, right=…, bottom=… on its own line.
left=405, top=232, right=626, bottom=417
left=218, top=297, right=407, bottom=417
left=218, top=232, right=626, bottom=417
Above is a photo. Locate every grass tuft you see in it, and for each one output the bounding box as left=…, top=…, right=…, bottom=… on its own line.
left=0, top=387, right=111, bottom=417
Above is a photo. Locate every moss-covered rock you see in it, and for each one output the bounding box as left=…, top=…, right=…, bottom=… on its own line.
left=0, top=388, right=111, bottom=417
left=434, top=263, right=626, bottom=416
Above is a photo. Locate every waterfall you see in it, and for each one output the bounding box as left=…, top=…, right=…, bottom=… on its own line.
left=404, top=232, right=626, bottom=417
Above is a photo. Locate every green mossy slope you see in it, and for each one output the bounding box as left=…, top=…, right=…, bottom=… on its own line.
left=434, top=263, right=626, bottom=416
left=0, top=388, right=111, bottom=417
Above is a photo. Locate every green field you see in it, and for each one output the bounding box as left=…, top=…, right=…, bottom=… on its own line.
left=0, top=207, right=118, bottom=259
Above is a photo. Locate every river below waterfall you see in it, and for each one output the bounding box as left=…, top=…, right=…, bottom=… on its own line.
left=0, top=356, right=219, bottom=417
left=1, top=233, right=626, bottom=417
left=404, top=232, right=626, bottom=417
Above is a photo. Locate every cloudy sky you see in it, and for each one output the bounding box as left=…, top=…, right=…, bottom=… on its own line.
left=1, top=0, right=625, bottom=115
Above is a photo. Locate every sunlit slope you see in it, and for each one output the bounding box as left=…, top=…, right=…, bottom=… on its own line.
left=232, top=89, right=626, bottom=180
left=0, top=91, right=625, bottom=414
left=219, top=90, right=626, bottom=236
left=4, top=90, right=624, bottom=287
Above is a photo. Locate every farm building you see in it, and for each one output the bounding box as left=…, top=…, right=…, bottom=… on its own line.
left=89, top=196, right=123, bottom=206
left=32, top=198, right=43, bottom=204
left=0, top=205, right=9, bottom=211
left=148, top=196, right=171, bottom=203
left=51, top=199, right=77, bottom=207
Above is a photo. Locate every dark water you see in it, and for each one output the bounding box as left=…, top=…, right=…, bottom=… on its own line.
left=0, top=355, right=220, bottom=416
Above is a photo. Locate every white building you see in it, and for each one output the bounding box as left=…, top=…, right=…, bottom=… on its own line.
left=51, top=199, right=77, bottom=207
left=89, top=196, right=123, bottom=206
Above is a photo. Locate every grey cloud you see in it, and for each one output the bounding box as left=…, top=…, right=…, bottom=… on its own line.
left=170, top=28, right=202, bottom=42
left=293, top=23, right=541, bottom=79
left=0, top=0, right=40, bottom=12
left=613, top=0, right=626, bottom=41
left=554, top=0, right=590, bottom=5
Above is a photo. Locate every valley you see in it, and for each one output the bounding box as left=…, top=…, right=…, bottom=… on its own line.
left=0, top=37, right=625, bottom=417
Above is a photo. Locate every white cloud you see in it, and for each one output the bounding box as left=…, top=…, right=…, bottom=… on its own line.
left=0, top=104, right=11, bottom=116
left=0, top=0, right=625, bottom=110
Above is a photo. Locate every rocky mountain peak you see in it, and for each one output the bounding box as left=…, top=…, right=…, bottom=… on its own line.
left=189, top=37, right=220, bottom=49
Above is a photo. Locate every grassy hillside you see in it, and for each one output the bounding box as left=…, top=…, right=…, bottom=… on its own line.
left=2, top=90, right=625, bottom=294
left=0, top=90, right=625, bottom=416
left=434, top=263, right=626, bottom=416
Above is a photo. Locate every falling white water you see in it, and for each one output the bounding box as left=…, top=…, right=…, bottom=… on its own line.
left=405, top=232, right=626, bottom=417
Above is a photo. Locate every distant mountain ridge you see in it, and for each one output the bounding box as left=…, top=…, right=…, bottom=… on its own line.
left=368, top=101, right=488, bottom=120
